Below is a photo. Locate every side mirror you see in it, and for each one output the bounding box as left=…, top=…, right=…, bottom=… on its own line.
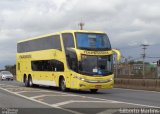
left=112, top=49, right=121, bottom=61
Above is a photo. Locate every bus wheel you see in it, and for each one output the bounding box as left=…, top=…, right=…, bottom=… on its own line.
left=28, top=77, right=33, bottom=87
left=60, top=77, right=67, bottom=92
left=90, top=89, right=98, bottom=93
left=24, top=77, right=29, bottom=87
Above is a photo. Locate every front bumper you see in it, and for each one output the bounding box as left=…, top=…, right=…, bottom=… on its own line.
left=74, top=79, right=114, bottom=90
left=2, top=77, right=13, bottom=80
left=71, top=79, right=114, bottom=90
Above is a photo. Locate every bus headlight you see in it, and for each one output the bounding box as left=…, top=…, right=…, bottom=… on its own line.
left=74, top=76, right=113, bottom=83
left=109, top=78, right=113, bottom=81
left=74, top=76, right=85, bottom=81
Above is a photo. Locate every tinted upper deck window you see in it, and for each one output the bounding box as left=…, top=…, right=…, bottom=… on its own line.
left=17, top=35, right=61, bottom=53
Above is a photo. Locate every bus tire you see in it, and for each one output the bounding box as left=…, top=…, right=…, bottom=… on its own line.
left=90, top=89, right=98, bottom=93
left=24, top=76, right=29, bottom=87
left=59, top=77, right=67, bottom=92
left=28, top=76, right=33, bottom=87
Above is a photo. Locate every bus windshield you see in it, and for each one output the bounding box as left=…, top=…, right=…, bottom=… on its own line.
left=76, top=33, right=111, bottom=50
left=79, top=55, right=113, bottom=76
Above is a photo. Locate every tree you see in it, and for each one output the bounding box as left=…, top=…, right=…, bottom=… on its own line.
left=5, top=64, right=16, bottom=75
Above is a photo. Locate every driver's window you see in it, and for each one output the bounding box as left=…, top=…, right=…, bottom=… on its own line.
left=62, top=33, right=75, bottom=49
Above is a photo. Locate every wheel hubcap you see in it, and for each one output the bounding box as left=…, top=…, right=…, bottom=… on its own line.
left=29, top=79, right=32, bottom=86
left=61, top=80, right=65, bottom=90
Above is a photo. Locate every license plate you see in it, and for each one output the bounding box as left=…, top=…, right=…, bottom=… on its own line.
left=95, top=85, right=101, bottom=89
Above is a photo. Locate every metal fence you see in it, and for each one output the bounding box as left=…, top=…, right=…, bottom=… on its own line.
left=115, top=78, right=160, bottom=91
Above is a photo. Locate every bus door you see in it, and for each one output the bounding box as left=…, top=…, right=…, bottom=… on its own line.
left=62, top=33, right=76, bottom=87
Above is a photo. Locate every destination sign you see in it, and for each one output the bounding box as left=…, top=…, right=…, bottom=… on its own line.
left=19, top=55, right=32, bottom=59
left=83, top=50, right=111, bottom=55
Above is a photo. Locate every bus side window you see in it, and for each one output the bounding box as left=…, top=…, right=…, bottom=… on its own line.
left=31, top=60, right=64, bottom=72
left=62, top=33, right=75, bottom=49
left=18, top=63, right=20, bottom=70
left=55, top=60, right=64, bottom=71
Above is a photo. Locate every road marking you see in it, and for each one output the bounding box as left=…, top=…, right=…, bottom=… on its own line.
left=115, top=101, right=160, bottom=108
left=64, top=93, right=160, bottom=108
left=31, top=94, right=78, bottom=99
left=73, top=100, right=120, bottom=103
left=37, top=98, right=44, bottom=101
left=78, top=95, right=160, bottom=108
left=15, top=90, right=54, bottom=94
left=0, top=85, right=18, bottom=88
left=0, top=84, right=80, bottom=96
left=0, top=86, right=83, bottom=114
left=1, top=84, right=160, bottom=109
left=5, top=87, right=33, bottom=91
left=52, top=100, right=74, bottom=107
left=52, top=100, right=120, bottom=107
left=98, top=109, right=118, bottom=114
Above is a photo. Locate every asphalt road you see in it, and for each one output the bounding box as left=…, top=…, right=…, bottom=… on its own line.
left=0, top=80, right=160, bottom=114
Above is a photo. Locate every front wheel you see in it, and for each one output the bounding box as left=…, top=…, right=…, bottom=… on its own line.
left=90, top=89, right=98, bottom=93
left=60, top=77, right=67, bottom=92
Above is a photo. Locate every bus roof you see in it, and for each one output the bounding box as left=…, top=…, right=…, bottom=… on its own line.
left=18, top=30, right=105, bottom=43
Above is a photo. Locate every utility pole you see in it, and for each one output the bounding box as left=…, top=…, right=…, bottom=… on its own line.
left=140, top=44, right=149, bottom=78
left=79, top=22, right=85, bottom=30
left=128, top=56, right=132, bottom=77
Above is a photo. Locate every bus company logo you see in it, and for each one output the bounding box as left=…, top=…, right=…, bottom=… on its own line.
left=19, top=55, right=32, bottom=59
left=83, top=51, right=109, bottom=55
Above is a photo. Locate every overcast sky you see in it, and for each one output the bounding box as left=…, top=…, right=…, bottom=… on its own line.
left=0, top=0, right=160, bottom=69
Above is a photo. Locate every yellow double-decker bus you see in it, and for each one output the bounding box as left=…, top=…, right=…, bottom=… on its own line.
left=16, top=30, right=120, bottom=93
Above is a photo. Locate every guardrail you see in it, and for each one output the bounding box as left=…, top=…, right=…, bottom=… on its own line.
left=115, top=78, right=160, bottom=91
